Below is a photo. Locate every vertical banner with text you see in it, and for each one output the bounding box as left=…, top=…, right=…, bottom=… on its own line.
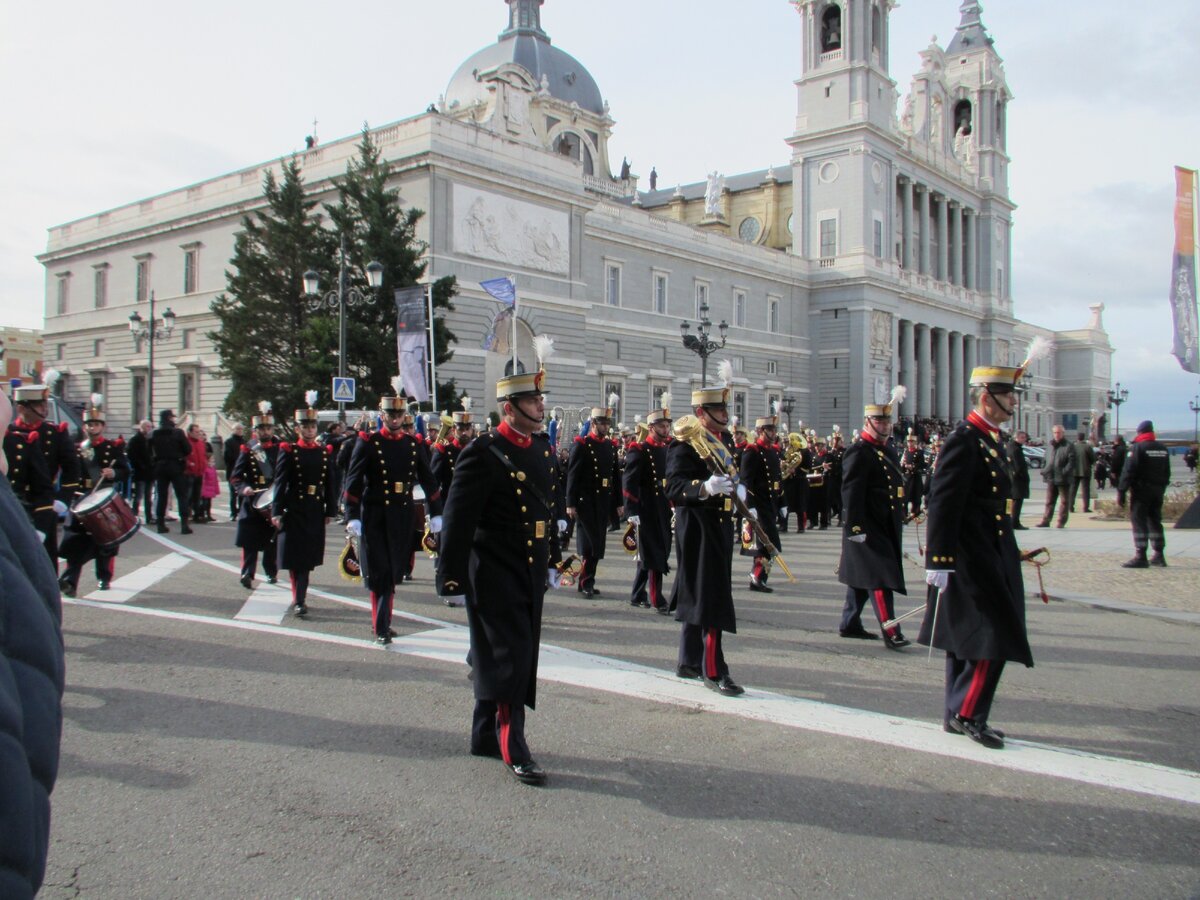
left=395, top=286, right=430, bottom=402
left=1170, top=166, right=1199, bottom=374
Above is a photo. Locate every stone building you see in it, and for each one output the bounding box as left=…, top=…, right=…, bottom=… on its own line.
left=37, top=0, right=1110, bottom=441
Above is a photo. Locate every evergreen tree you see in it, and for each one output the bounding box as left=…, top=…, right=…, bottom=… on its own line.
left=209, top=157, right=338, bottom=423
left=327, top=127, right=460, bottom=412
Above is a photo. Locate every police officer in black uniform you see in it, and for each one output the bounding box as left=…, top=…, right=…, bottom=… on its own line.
left=231, top=402, right=281, bottom=588
left=837, top=388, right=910, bottom=649
left=344, top=385, right=442, bottom=644
left=566, top=402, right=622, bottom=597
left=622, top=397, right=673, bottom=612
left=741, top=414, right=785, bottom=593
left=1118, top=419, right=1171, bottom=568
left=272, top=396, right=338, bottom=616
left=437, top=367, right=562, bottom=785
left=668, top=383, right=745, bottom=697
left=920, top=364, right=1033, bottom=749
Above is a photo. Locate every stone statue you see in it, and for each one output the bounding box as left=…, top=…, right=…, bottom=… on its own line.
left=620, top=157, right=631, bottom=180
left=649, top=167, right=658, bottom=191
left=954, top=125, right=976, bottom=171
left=930, top=95, right=943, bottom=146
left=900, top=94, right=914, bottom=134
left=704, top=172, right=725, bottom=216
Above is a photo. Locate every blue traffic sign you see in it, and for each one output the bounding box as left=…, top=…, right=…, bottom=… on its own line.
left=332, top=377, right=356, bottom=403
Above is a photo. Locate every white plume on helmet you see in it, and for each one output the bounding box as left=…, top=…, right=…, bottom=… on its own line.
left=889, top=385, right=908, bottom=409
left=390, top=375, right=404, bottom=396
left=43, top=368, right=62, bottom=388
left=532, top=335, right=555, bottom=368
left=90, top=393, right=104, bottom=407
left=304, top=390, right=319, bottom=406
left=258, top=400, right=272, bottom=415
left=716, top=359, right=734, bottom=388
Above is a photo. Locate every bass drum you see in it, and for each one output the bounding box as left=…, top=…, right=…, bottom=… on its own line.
left=253, top=484, right=279, bottom=520
left=72, top=487, right=140, bottom=547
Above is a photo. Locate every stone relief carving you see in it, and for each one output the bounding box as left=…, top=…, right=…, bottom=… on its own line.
left=929, top=94, right=943, bottom=146
left=870, top=311, right=893, bottom=357
left=953, top=125, right=976, bottom=172
left=453, top=184, right=570, bottom=276
left=704, top=172, right=725, bottom=216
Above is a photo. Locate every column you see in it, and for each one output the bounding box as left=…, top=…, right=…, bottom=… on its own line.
left=937, top=196, right=949, bottom=282
left=935, top=328, right=951, bottom=420
left=899, top=319, right=914, bottom=415
left=949, top=331, right=964, bottom=422
left=902, top=178, right=915, bottom=271
left=963, top=334, right=978, bottom=417
left=918, top=186, right=932, bottom=275
left=965, top=209, right=977, bottom=292
left=950, top=202, right=963, bottom=286
left=916, top=323, right=932, bottom=418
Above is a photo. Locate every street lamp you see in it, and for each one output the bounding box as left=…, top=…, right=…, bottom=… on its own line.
left=1189, top=393, right=1199, bottom=443
left=780, top=395, right=796, bottom=433
left=128, top=291, right=176, bottom=415
left=302, top=234, right=384, bottom=422
left=1107, top=382, right=1130, bottom=439
left=680, top=301, right=728, bottom=384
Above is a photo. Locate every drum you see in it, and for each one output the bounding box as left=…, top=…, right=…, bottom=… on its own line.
left=806, top=473, right=825, bottom=488
left=72, top=487, right=140, bottom=547
left=252, top=484, right=278, bottom=520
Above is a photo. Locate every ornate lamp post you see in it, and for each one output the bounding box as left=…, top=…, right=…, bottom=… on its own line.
left=1107, top=382, right=1130, bottom=439
left=303, top=235, right=383, bottom=422
left=128, top=291, right=176, bottom=414
left=780, top=395, right=796, bottom=433
left=1189, top=393, right=1199, bottom=443
left=680, top=300, right=728, bottom=385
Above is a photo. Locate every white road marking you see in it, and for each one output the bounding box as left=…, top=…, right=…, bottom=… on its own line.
left=82, top=552, right=191, bottom=603
left=235, top=586, right=294, bottom=625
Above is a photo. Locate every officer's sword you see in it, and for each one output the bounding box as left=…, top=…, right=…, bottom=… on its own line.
left=928, top=583, right=945, bottom=661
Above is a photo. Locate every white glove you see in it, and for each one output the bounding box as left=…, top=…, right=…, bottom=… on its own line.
left=926, top=570, right=951, bottom=589
left=748, top=509, right=759, bottom=521
left=848, top=533, right=867, bottom=543
left=703, top=474, right=734, bottom=497
left=557, top=519, right=568, bottom=534
left=736, top=483, right=747, bottom=503
left=346, top=519, right=363, bottom=537
left=442, top=595, right=466, bottom=608
left=429, top=515, right=443, bottom=534
left=780, top=506, right=788, bottom=518
left=53, top=499, right=68, bottom=518
left=627, top=515, right=640, bottom=526
left=547, top=568, right=562, bottom=590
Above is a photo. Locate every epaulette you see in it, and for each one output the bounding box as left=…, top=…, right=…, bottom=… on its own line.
left=29, top=431, right=40, bottom=443
left=279, top=442, right=292, bottom=453
left=240, top=444, right=250, bottom=454
left=574, top=435, right=585, bottom=445
left=58, top=422, right=68, bottom=432
left=115, top=437, right=126, bottom=447
left=611, top=438, right=619, bottom=446
left=431, top=443, right=445, bottom=453
left=325, top=444, right=334, bottom=454
left=358, top=431, right=371, bottom=441
left=415, top=433, right=427, bottom=444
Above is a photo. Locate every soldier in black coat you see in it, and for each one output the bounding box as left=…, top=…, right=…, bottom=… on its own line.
left=900, top=431, right=927, bottom=516
left=566, top=405, right=622, bottom=597
left=919, top=365, right=1033, bottom=750
left=11, top=378, right=81, bottom=567
left=430, top=409, right=476, bottom=499
left=4, top=403, right=55, bottom=538
left=272, top=402, right=337, bottom=616
left=622, top=401, right=673, bottom=612
left=437, top=369, right=562, bottom=785
left=344, top=392, right=442, bottom=644
left=740, top=415, right=785, bottom=593
left=837, top=390, right=910, bottom=649
left=230, top=407, right=281, bottom=588
left=668, top=386, right=745, bottom=697
left=1118, top=420, right=1172, bottom=568
left=58, top=399, right=132, bottom=596
left=826, top=430, right=846, bottom=526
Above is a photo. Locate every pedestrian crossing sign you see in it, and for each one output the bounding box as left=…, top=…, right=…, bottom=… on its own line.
left=332, top=377, right=356, bottom=403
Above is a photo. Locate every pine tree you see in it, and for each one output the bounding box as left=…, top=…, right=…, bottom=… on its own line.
left=327, top=127, right=460, bottom=412
left=209, top=157, right=338, bottom=423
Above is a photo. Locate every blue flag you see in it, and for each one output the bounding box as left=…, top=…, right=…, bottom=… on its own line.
left=480, top=276, right=517, bottom=307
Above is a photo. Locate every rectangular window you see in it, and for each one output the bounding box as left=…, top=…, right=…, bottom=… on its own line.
left=183, top=247, right=199, bottom=294
left=55, top=343, right=65, bottom=361
left=90, top=375, right=105, bottom=396
left=93, top=265, right=108, bottom=309
left=55, top=274, right=70, bottom=315
left=767, top=360, right=778, bottom=376
left=768, top=296, right=780, bottom=333
left=653, top=273, right=668, bottom=314
left=93, top=338, right=105, bottom=357
left=651, top=383, right=670, bottom=410
left=603, top=380, right=623, bottom=420
left=695, top=281, right=709, bottom=318
left=135, top=257, right=151, bottom=303
left=873, top=219, right=884, bottom=259
left=733, top=390, right=747, bottom=424
left=605, top=263, right=621, bottom=307
left=181, top=328, right=195, bottom=350
left=767, top=393, right=781, bottom=416
left=819, top=218, right=837, bottom=258
left=132, top=374, right=147, bottom=424
left=733, top=289, right=747, bottom=328
left=178, top=372, right=196, bottom=413
left=996, top=267, right=1004, bottom=298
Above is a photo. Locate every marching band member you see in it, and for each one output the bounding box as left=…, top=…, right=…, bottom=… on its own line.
left=741, top=411, right=785, bottom=593
left=431, top=400, right=476, bottom=498
left=3, top=391, right=54, bottom=552
left=901, top=430, right=927, bottom=517
left=272, top=393, right=337, bottom=617
left=565, top=396, right=622, bottom=597
left=621, top=396, right=673, bottom=613
left=837, top=387, right=910, bottom=648
left=231, top=402, right=281, bottom=588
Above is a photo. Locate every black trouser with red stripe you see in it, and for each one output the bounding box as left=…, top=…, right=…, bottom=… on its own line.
left=472, top=699, right=531, bottom=765
left=678, top=623, right=729, bottom=680
left=840, top=587, right=901, bottom=637
left=630, top=566, right=665, bottom=608
left=577, top=556, right=599, bottom=592
left=945, top=652, right=1006, bottom=725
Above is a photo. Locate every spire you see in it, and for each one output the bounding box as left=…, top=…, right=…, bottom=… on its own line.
left=501, top=0, right=549, bottom=43
left=946, top=0, right=992, bottom=54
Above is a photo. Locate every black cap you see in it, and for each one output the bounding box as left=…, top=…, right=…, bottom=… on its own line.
left=159, top=409, right=175, bottom=422
left=1136, top=420, right=1154, bottom=434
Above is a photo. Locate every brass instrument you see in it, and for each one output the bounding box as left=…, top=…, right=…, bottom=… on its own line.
left=635, top=421, right=651, bottom=442
left=433, top=413, right=455, bottom=446
left=555, top=554, right=583, bottom=587
left=672, top=415, right=796, bottom=583
left=780, top=432, right=807, bottom=479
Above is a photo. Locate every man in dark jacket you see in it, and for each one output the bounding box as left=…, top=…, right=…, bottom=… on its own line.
left=920, top=364, right=1032, bottom=750
left=1069, top=432, right=1096, bottom=513
left=837, top=390, right=910, bottom=649
left=126, top=418, right=154, bottom=522
left=622, top=400, right=674, bottom=612
left=1118, top=420, right=1172, bottom=568
left=565, top=404, right=622, bottom=597
left=150, top=409, right=193, bottom=534
left=0, top=384, right=65, bottom=899
left=740, top=414, right=785, bottom=593
left=223, top=423, right=244, bottom=520
left=1110, top=434, right=1128, bottom=499
left=1036, top=424, right=1075, bottom=528
left=1010, top=431, right=1031, bottom=529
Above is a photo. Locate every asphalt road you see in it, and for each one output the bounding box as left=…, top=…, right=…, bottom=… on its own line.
left=42, top=518, right=1200, bottom=898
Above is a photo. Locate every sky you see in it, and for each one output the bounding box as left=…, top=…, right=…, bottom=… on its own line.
left=2, top=0, right=1198, bottom=430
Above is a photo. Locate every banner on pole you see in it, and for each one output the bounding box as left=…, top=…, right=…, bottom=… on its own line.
left=480, top=276, right=517, bottom=307
left=1170, top=166, right=1199, bottom=374
left=395, top=286, right=430, bottom=402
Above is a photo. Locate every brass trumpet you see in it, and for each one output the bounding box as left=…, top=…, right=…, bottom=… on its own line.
left=433, top=413, right=455, bottom=445
left=555, top=554, right=583, bottom=587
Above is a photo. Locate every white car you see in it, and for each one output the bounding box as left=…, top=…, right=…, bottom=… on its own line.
left=1023, top=445, right=1046, bottom=469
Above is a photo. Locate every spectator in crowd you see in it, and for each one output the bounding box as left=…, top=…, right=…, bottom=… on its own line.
left=1185, top=443, right=1198, bottom=477
left=1036, top=424, right=1075, bottom=528
left=185, top=424, right=208, bottom=522
left=127, top=418, right=155, bottom=523
left=199, top=444, right=220, bottom=523
left=223, top=423, right=245, bottom=521
left=1070, top=432, right=1096, bottom=513
left=1094, top=449, right=1110, bottom=496
left=151, top=409, right=193, bottom=535
left=1010, top=430, right=1031, bottom=529
left=1110, top=434, right=1128, bottom=502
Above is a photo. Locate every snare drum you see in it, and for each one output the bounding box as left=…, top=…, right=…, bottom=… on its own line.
left=806, top=473, right=825, bottom=488
left=71, top=487, right=140, bottom=547
left=252, top=484, right=278, bottom=520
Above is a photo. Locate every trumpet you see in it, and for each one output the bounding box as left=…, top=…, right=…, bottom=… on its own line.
left=433, top=413, right=455, bottom=446
left=672, top=415, right=796, bottom=583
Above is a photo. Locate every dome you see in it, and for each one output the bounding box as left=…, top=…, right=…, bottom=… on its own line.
left=445, top=1, right=605, bottom=116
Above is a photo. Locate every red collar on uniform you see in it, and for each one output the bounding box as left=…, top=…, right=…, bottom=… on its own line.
left=966, top=411, right=999, bottom=440
left=498, top=420, right=531, bottom=448
left=1134, top=431, right=1156, bottom=443
left=861, top=431, right=882, bottom=446
left=378, top=428, right=407, bottom=441
left=297, top=438, right=318, bottom=449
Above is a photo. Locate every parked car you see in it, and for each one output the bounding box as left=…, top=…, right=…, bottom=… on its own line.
left=1024, top=445, right=1046, bottom=469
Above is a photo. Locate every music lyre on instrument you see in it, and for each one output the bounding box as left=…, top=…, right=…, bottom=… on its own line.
left=672, top=415, right=797, bottom=583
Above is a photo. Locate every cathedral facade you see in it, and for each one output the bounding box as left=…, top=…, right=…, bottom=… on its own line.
left=37, top=0, right=1110, bottom=439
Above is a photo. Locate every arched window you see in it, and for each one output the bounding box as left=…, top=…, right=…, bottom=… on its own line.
left=871, top=5, right=882, bottom=56
left=552, top=130, right=595, bottom=176
left=954, top=100, right=973, bottom=136
left=821, top=4, right=842, bottom=52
